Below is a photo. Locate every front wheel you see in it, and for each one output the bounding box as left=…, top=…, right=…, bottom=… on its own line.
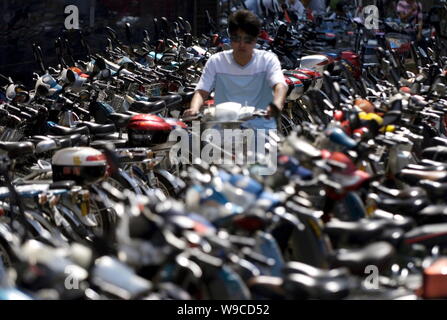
left=278, top=113, right=296, bottom=136
left=151, top=171, right=183, bottom=198
left=88, top=186, right=117, bottom=241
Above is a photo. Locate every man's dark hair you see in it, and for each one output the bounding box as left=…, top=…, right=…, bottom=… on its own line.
left=228, top=10, right=261, bottom=38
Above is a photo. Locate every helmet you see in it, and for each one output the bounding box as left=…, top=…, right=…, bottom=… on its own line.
left=52, top=147, right=107, bottom=185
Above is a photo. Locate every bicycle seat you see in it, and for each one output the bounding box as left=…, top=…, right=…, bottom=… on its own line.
left=92, top=256, right=153, bottom=299
left=422, top=146, right=447, bottom=162
left=282, top=272, right=352, bottom=300
left=76, top=121, right=116, bottom=135
left=129, top=100, right=166, bottom=114
left=47, top=123, right=89, bottom=136
left=418, top=180, right=447, bottom=200
left=404, top=223, right=447, bottom=247
left=108, top=113, right=133, bottom=128
left=371, top=210, right=415, bottom=232
left=49, top=180, right=76, bottom=190
left=405, top=163, right=447, bottom=171
left=397, top=169, right=447, bottom=184
left=416, top=205, right=447, bottom=224
left=47, top=134, right=88, bottom=147
left=371, top=183, right=427, bottom=199
left=90, top=132, right=122, bottom=141
left=371, top=187, right=429, bottom=216
left=282, top=261, right=350, bottom=279
left=324, top=219, right=389, bottom=244
left=90, top=139, right=127, bottom=149
left=57, top=134, right=84, bottom=148
left=5, top=114, right=21, bottom=127
left=0, top=141, right=35, bottom=158
left=247, top=276, right=286, bottom=300
left=150, top=94, right=183, bottom=108
left=329, top=242, right=396, bottom=275
left=376, top=196, right=429, bottom=216
left=176, top=91, right=195, bottom=104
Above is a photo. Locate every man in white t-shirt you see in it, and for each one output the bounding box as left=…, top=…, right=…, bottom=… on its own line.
left=244, top=0, right=282, bottom=18
left=183, top=10, right=287, bottom=130
left=302, top=0, right=327, bottom=16
left=285, top=0, right=306, bottom=18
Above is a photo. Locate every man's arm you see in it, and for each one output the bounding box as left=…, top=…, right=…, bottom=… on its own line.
left=272, top=83, right=287, bottom=111
left=268, top=82, right=288, bottom=117
left=183, top=89, right=209, bottom=116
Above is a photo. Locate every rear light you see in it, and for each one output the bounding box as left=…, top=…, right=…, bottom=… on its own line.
left=0, top=207, right=5, bottom=217
left=321, top=149, right=331, bottom=159
left=212, top=34, right=219, bottom=46
left=289, top=73, right=311, bottom=80
left=298, top=69, right=322, bottom=77
left=86, top=154, right=106, bottom=162
left=279, top=155, right=290, bottom=164
left=193, top=222, right=209, bottom=235
left=325, top=33, right=336, bottom=38
left=334, top=110, right=344, bottom=122
left=69, top=67, right=89, bottom=78
left=176, top=121, right=187, bottom=129
left=260, top=30, right=271, bottom=41
left=353, top=127, right=368, bottom=136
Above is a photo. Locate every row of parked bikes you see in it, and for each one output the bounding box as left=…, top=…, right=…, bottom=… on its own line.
left=1, top=5, right=447, bottom=299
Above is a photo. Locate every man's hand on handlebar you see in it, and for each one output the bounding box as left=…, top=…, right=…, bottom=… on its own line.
left=267, top=102, right=281, bottom=118
left=183, top=107, right=200, bottom=117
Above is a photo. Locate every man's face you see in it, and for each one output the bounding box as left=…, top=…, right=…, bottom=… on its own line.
left=230, top=29, right=257, bottom=58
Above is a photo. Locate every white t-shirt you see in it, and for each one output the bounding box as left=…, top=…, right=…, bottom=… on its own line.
left=287, top=0, right=305, bottom=16
left=244, top=0, right=282, bottom=17
left=309, top=0, right=327, bottom=16
left=196, top=49, right=286, bottom=110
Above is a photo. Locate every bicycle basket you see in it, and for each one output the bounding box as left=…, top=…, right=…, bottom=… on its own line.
left=140, top=83, right=163, bottom=97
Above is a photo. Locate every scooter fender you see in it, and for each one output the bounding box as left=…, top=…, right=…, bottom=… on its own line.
left=300, top=55, right=331, bottom=74
left=152, top=169, right=186, bottom=195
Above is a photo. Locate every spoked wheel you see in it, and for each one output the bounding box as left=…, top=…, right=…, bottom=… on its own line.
left=87, top=189, right=116, bottom=240
left=291, top=100, right=314, bottom=126
left=153, top=172, right=180, bottom=198
left=89, top=198, right=108, bottom=238
left=278, top=113, right=296, bottom=136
